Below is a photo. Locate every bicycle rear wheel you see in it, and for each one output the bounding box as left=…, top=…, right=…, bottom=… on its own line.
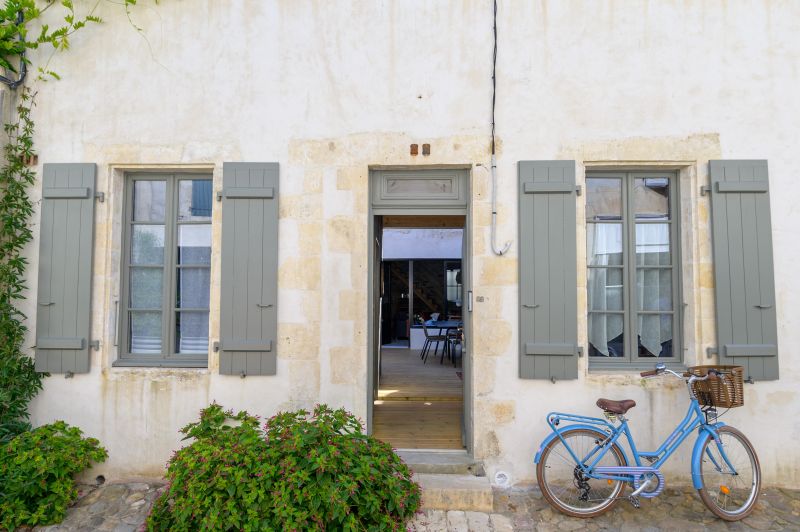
left=697, top=426, right=761, bottom=521
left=536, top=428, right=627, bottom=518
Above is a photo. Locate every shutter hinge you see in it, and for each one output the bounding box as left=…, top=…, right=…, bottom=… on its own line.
left=95, top=191, right=105, bottom=202
left=575, top=185, right=582, bottom=196
left=577, top=346, right=584, bottom=358
left=240, top=371, right=247, bottom=379
left=213, top=341, right=220, bottom=352
left=216, top=191, right=223, bottom=202
left=700, top=184, right=712, bottom=196
left=65, top=371, right=74, bottom=379
left=89, top=339, right=100, bottom=351
left=706, top=346, right=717, bottom=359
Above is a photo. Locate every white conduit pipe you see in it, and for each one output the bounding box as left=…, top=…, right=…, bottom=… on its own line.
left=490, top=154, right=511, bottom=256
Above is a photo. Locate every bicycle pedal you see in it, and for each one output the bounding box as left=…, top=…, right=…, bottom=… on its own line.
left=628, top=495, right=640, bottom=509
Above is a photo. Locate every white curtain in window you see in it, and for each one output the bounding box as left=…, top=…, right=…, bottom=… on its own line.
left=587, top=224, right=623, bottom=356
left=636, top=223, right=672, bottom=357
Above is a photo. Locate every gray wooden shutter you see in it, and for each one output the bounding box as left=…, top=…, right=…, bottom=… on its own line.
left=709, top=160, right=778, bottom=381
left=219, top=163, right=278, bottom=376
left=518, top=161, right=579, bottom=380
left=35, top=163, right=97, bottom=373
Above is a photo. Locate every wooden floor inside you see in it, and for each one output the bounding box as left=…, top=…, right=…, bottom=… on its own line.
left=374, top=348, right=463, bottom=449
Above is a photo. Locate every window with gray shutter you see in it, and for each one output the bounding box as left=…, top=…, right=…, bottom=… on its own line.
left=35, top=163, right=97, bottom=373
left=709, top=160, right=778, bottom=381
left=116, top=173, right=213, bottom=367
left=218, top=163, right=279, bottom=376
left=585, top=171, right=682, bottom=369
left=518, top=161, right=579, bottom=380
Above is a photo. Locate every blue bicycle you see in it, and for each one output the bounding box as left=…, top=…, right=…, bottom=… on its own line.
left=534, top=363, right=761, bottom=521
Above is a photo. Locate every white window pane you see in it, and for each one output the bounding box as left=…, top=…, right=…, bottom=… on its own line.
left=636, top=268, right=672, bottom=311
left=131, top=225, right=165, bottom=265
left=130, top=312, right=161, bottom=353
left=638, top=314, right=673, bottom=357
left=587, top=223, right=622, bottom=266
left=588, top=314, right=624, bottom=357
left=177, top=268, right=210, bottom=308
left=176, top=312, right=209, bottom=354
left=133, top=181, right=166, bottom=222
left=634, top=177, right=670, bottom=219
left=178, top=180, right=213, bottom=222
left=586, top=178, right=622, bottom=221
left=588, top=268, right=624, bottom=311
left=635, top=223, right=671, bottom=266
left=130, top=268, right=162, bottom=309
left=178, top=225, right=211, bottom=265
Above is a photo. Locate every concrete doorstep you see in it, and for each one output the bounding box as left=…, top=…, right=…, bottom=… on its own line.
left=414, top=473, right=494, bottom=513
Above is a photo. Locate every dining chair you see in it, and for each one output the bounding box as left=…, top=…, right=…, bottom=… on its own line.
left=421, top=322, right=448, bottom=364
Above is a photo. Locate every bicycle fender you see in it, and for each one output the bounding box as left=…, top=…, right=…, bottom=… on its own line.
left=534, top=424, right=622, bottom=464
left=691, top=422, right=727, bottom=489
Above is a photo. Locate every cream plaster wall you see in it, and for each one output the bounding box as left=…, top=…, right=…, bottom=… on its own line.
left=20, top=1, right=800, bottom=485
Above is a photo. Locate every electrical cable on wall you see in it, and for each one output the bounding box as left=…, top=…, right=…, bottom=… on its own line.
left=489, top=0, right=511, bottom=256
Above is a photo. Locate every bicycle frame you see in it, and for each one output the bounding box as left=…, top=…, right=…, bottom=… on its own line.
left=535, top=397, right=738, bottom=488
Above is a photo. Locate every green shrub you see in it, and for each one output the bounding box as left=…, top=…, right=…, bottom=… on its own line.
left=0, top=421, right=108, bottom=530
left=147, top=403, right=421, bottom=531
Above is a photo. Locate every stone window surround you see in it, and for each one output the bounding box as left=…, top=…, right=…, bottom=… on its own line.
left=101, top=164, right=220, bottom=372
left=577, top=161, right=708, bottom=377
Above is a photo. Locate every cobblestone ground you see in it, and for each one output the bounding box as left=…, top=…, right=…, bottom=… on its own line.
left=35, top=482, right=165, bottom=532
left=409, top=486, right=800, bottom=531
left=33, top=482, right=800, bottom=531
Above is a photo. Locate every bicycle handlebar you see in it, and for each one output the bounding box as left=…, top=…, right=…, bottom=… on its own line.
left=640, top=366, right=724, bottom=382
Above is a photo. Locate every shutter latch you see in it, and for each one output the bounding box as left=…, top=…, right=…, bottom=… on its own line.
left=89, top=340, right=100, bottom=351
left=95, top=191, right=105, bottom=203
left=575, top=185, right=582, bottom=196
left=700, top=184, right=712, bottom=196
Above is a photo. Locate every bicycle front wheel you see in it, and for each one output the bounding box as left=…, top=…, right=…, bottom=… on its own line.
left=536, top=428, right=627, bottom=518
left=697, top=426, right=761, bottom=521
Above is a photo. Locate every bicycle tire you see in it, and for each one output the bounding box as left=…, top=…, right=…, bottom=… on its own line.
left=697, top=426, right=761, bottom=521
left=536, top=427, right=627, bottom=518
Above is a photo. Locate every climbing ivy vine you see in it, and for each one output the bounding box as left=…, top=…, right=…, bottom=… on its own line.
left=0, top=0, right=151, bottom=441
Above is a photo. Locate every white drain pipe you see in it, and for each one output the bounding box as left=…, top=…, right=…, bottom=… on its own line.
left=490, top=154, right=511, bottom=256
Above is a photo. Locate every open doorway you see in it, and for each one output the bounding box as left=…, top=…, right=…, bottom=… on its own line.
left=372, top=215, right=467, bottom=449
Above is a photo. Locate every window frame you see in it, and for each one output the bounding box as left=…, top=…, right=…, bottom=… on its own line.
left=586, top=170, right=684, bottom=371
left=115, top=172, right=213, bottom=368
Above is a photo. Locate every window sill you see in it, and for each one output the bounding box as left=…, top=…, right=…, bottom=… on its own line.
left=112, top=359, right=208, bottom=369
left=588, top=361, right=687, bottom=374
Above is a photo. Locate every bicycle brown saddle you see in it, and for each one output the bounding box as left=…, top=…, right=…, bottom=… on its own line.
left=596, top=398, right=636, bottom=414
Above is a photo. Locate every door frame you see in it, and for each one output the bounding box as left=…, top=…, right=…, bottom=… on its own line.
left=366, top=166, right=473, bottom=454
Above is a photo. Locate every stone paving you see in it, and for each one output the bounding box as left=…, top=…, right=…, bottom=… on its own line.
left=35, top=481, right=165, bottom=532
left=32, top=481, right=800, bottom=531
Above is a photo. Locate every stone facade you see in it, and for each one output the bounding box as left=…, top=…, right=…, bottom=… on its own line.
left=18, top=1, right=800, bottom=486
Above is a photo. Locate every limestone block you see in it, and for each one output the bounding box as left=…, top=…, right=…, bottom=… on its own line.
left=478, top=257, right=517, bottom=286
left=288, top=359, right=320, bottom=401
left=303, top=167, right=323, bottom=193
left=476, top=430, right=501, bottom=458
left=330, top=346, right=363, bottom=384
left=473, top=356, right=496, bottom=395
left=482, top=400, right=515, bottom=425
left=279, top=323, right=321, bottom=360
left=279, top=194, right=322, bottom=220
left=279, top=257, right=321, bottom=290
left=416, top=474, right=493, bottom=512
left=298, top=222, right=322, bottom=256
left=336, top=166, right=366, bottom=191
left=472, top=319, right=512, bottom=357
left=327, top=217, right=362, bottom=253
left=339, top=290, right=366, bottom=321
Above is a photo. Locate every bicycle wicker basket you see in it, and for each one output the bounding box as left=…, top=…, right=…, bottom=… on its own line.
left=687, top=365, right=744, bottom=408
